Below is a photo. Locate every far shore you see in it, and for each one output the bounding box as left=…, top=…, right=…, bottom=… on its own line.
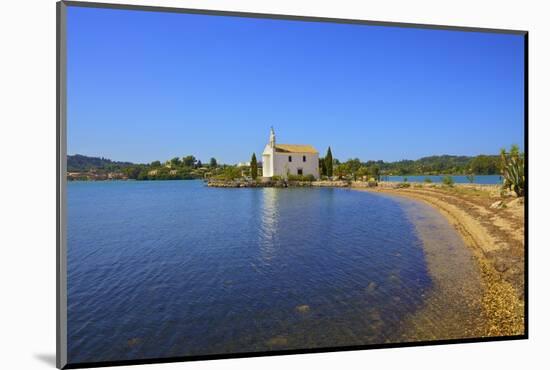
left=353, top=183, right=525, bottom=337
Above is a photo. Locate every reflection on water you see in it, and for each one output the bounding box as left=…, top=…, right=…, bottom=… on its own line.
left=259, top=188, right=279, bottom=262
left=67, top=181, right=483, bottom=364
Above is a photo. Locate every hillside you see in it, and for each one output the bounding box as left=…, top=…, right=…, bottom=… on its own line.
left=67, top=154, right=135, bottom=172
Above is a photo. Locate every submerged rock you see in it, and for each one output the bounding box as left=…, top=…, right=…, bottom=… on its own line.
left=366, top=281, right=377, bottom=293
left=127, top=337, right=142, bottom=347
left=295, top=304, right=310, bottom=313
left=266, top=336, right=288, bottom=347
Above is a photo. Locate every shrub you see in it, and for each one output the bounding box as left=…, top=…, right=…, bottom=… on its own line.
left=424, top=177, right=432, bottom=183
left=442, top=175, right=454, bottom=187
left=500, top=145, right=525, bottom=197
left=288, top=174, right=315, bottom=182
left=396, top=182, right=411, bottom=188
left=271, top=175, right=282, bottom=182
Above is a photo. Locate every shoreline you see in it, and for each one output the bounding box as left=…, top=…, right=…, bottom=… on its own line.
left=353, top=185, right=525, bottom=337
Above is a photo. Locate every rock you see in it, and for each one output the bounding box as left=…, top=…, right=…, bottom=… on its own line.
left=266, top=336, right=288, bottom=347
left=507, top=197, right=524, bottom=208
left=366, top=281, right=377, bottom=293
left=295, top=304, right=310, bottom=313
left=127, top=337, right=142, bottom=347
left=490, top=200, right=505, bottom=209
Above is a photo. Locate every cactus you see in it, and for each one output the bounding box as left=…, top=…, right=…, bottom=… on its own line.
left=500, top=145, right=525, bottom=197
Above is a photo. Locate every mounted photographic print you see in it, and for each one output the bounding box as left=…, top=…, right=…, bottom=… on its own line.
left=56, top=1, right=527, bottom=368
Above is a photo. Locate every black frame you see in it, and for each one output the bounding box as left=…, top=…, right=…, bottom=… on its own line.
left=56, top=1, right=529, bottom=368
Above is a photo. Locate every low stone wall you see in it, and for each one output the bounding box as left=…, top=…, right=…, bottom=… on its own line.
left=311, top=180, right=350, bottom=187
left=207, top=179, right=504, bottom=193
left=207, top=179, right=351, bottom=188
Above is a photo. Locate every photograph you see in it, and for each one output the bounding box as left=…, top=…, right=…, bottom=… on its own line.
left=60, top=2, right=526, bottom=367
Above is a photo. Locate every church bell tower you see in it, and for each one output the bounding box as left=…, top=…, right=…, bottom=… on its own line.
left=269, top=126, right=276, bottom=148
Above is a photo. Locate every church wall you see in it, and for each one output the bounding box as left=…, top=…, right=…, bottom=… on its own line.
left=272, top=152, right=319, bottom=179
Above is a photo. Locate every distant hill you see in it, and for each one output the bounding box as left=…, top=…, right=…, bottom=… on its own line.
left=361, top=154, right=500, bottom=175
left=67, top=154, right=135, bottom=172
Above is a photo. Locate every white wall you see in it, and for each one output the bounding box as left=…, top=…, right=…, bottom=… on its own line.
left=2, top=1, right=548, bottom=370
left=273, top=152, right=319, bottom=178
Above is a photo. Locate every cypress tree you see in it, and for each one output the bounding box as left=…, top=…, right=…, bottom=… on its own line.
left=250, top=153, right=258, bottom=179
left=319, top=157, right=327, bottom=176
left=325, top=147, right=333, bottom=177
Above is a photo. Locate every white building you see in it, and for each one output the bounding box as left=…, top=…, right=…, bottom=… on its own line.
left=262, top=128, right=319, bottom=179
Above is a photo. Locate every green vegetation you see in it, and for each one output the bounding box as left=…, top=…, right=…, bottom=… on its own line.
left=319, top=157, right=327, bottom=177
left=500, top=145, right=525, bottom=197
left=468, top=155, right=499, bottom=175
left=424, top=177, right=433, bottom=183
left=213, top=166, right=243, bottom=181
left=182, top=155, right=197, bottom=168
left=442, top=175, right=455, bottom=187
left=68, top=154, right=226, bottom=181
left=466, top=174, right=475, bottom=183
left=288, top=174, right=316, bottom=182
left=68, top=148, right=519, bottom=183
left=326, top=153, right=504, bottom=182
left=250, top=153, right=258, bottom=180
left=355, top=155, right=500, bottom=176
left=325, top=147, right=333, bottom=177
left=67, top=154, right=134, bottom=172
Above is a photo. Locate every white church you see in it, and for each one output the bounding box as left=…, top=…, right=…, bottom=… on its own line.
left=262, top=128, right=320, bottom=179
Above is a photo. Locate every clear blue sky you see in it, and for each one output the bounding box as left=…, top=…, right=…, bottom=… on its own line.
left=67, top=6, right=524, bottom=164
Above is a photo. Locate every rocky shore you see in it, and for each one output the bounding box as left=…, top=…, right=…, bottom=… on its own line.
left=206, top=179, right=351, bottom=188
left=207, top=178, right=503, bottom=191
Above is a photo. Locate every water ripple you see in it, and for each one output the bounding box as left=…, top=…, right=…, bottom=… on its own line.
left=67, top=181, right=444, bottom=363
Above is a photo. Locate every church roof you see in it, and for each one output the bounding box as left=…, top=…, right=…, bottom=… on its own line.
left=275, top=144, right=318, bottom=154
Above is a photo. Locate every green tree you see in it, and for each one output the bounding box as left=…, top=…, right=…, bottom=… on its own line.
left=123, top=166, right=141, bottom=179
left=325, top=147, right=333, bottom=178
left=469, top=155, right=499, bottom=175
left=182, top=155, right=197, bottom=167
left=170, top=157, right=181, bottom=167
left=369, top=165, right=381, bottom=181
left=356, top=166, right=369, bottom=180
left=209, top=157, right=218, bottom=168
left=319, top=157, right=327, bottom=176
left=196, top=160, right=202, bottom=168
left=250, top=153, right=258, bottom=179
left=150, top=160, right=161, bottom=167
left=345, top=158, right=362, bottom=179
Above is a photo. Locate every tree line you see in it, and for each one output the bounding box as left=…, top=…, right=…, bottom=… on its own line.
left=68, top=149, right=506, bottom=182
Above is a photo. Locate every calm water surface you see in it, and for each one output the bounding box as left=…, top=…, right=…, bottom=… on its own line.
left=67, top=180, right=480, bottom=363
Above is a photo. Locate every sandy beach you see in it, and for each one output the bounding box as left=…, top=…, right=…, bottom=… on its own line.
left=353, top=183, right=525, bottom=337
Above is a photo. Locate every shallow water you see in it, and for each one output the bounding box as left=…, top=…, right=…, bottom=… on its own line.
left=67, top=180, right=482, bottom=363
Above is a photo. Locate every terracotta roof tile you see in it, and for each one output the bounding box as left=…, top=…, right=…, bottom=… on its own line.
left=275, top=144, right=318, bottom=154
